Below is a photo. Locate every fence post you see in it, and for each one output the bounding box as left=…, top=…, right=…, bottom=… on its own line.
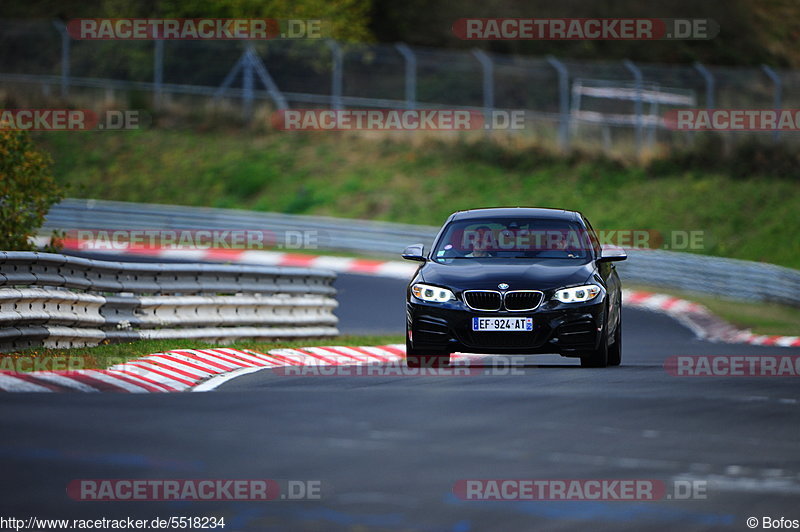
left=761, top=65, right=782, bottom=142
left=472, top=49, right=494, bottom=121
left=546, top=55, right=570, bottom=151
left=154, top=39, right=164, bottom=109
left=693, top=62, right=715, bottom=109
left=248, top=49, right=289, bottom=110
left=327, top=40, right=343, bottom=109
left=51, top=20, right=70, bottom=98
left=623, top=59, right=643, bottom=158
left=395, top=43, right=417, bottom=110
left=242, top=45, right=255, bottom=122
left=570, top=79, right=583, bottom=138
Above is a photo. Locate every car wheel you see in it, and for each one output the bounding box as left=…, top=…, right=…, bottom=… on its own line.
left=580, top=324, right=609, bottom=368
left=607, top=316, right=622, bottom=366
left=406, top=339, right=451, bottom=367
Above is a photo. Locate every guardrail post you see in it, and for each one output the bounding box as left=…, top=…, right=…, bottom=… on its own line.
left=242, top=45, right=255, bottom=122
left=52, top=20, right=70, bottom=98
left=395, top=43, right=417, bottom=110
left=472, top=49, right=495, bottom=122
left=623, top=59, right=644, bottom=158
left=327, top=40, right=343, bottom=109
left=693, top=62, right=715, bottom=109
left=154, top=39, right=164, bottom=109
left=761, top=65, right=782, bottom=142
left=546, top=55, right=570, bottom=151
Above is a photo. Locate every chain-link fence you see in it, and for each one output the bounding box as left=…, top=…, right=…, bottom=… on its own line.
left=1, top=20, right=797, bottom=156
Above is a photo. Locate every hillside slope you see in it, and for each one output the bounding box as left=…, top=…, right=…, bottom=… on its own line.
left=39, top=130, right=800, bottom=269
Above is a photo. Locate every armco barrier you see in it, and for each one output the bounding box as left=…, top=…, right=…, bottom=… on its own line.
left=617, top=249, right=800, bottom=307
left=0, top=252, right=338, bottom=352
left=45, top=198, right=438, bottom=257
left=44, top=199, right=800, bottom=307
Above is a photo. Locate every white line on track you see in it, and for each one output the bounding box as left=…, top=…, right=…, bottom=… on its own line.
left=192, top=366, right=270, bottom=392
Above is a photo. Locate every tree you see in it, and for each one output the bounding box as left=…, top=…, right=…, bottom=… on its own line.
left=0, top=127, right=64, bottom=251
left=1, top=0, right=374, bottom=42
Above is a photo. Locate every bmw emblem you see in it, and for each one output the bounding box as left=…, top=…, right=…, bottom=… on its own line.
left=498, top=283, right=509, bottom=290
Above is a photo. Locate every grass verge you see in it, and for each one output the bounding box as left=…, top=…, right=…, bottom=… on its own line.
left=0, top=335, right=405, bottom=372
left=38, top=130, right=800, bottom=269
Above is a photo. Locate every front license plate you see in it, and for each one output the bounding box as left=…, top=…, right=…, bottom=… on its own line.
left=472, top=317, right=533, bottom=332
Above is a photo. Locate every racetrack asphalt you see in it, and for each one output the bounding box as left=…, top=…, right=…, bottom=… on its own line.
left=1, top=273, right=799, bottom=531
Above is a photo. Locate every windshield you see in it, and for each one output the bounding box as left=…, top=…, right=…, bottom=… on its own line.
left=432, top=217, right=595, bottom=262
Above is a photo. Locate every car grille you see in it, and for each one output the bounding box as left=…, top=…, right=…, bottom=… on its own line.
left=463, top=290, right=543, bottom=311
left=504, top=291, right=544, bottom=311
left=463, top=290, right=502, bottom=311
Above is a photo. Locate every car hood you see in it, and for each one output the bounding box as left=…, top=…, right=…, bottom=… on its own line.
left=419, top=259, right=596, bottom=291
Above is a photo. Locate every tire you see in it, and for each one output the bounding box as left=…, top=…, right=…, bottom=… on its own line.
left=406, top=338, right=451, bottom=368
left=580, top=325, right=609, bottom=368
left=607, top=316, right=622, bottom=366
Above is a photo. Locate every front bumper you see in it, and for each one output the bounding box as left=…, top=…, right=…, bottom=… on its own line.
left=407, top=296, right=606, bottom=356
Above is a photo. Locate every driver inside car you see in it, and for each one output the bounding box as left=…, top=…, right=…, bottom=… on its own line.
left=465, top=225, right=495, bottom=257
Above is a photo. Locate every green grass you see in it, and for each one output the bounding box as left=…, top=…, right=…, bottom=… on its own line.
left=1, top=335, right=404, bottom=371
left=38, top=130, right=800, bottom=269
left=627, top=283, right=800, bottom=336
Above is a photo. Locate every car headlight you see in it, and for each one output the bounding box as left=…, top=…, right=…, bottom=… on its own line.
left=553, top=284, right=602, bottom=303
left=411, top=283, right=456, bottom=303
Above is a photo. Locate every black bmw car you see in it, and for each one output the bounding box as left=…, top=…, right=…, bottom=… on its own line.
left=402, top=207, right=627, bottom=368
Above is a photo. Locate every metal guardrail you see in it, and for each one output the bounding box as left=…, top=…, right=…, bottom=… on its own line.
left=0, top=251, right=338, bottom=352
left=45, top=198, right=439, bottom=257
left=616, top=249, right=800, bottom=307
left=43, top=199, right=800, bottom=308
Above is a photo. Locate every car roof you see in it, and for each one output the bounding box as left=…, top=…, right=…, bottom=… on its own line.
left=449, top=207, right=580, bottom=222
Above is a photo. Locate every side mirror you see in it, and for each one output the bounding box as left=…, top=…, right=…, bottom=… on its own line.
left=401, top=243, right=426, bottom=262
left=597, top=246, right=627, bottom=262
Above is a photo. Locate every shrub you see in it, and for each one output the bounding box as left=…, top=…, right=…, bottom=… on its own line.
left=0, top=128, right=64, bottom=251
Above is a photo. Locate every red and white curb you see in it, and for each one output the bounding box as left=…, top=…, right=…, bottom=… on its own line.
left=623, top=290, right=800, bottom=348
left=0, top=345, right=407, bottom=393
left=56, top=240, right=418, bottom=279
